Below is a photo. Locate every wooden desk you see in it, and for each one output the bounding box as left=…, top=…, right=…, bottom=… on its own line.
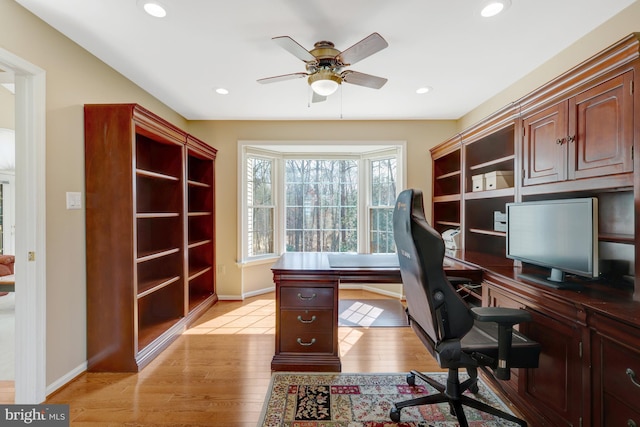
left=0, top=274, right=15, bottom=292
left=270, top=252, right=482, bottom=371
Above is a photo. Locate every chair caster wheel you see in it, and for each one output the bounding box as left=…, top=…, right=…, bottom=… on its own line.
left=390, top=407, right=401, bottom=422
left=406, top=372, right=416, bottom=386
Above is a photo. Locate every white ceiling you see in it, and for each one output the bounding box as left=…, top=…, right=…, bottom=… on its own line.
left=15, top=0, right=636, bottom=121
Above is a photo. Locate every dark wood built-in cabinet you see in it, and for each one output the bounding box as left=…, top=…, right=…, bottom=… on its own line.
left=430, top=34, right=640, bottom=426
left=85, top=104, right=217, bottom=372
left=522, top=70, right=634, bottom=189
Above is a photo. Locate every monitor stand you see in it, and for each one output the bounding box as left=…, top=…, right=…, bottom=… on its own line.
left=517, top=268, right=584, bottom=291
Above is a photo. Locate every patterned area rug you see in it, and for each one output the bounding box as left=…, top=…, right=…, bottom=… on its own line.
left=258, top=372, right=519, bottom=427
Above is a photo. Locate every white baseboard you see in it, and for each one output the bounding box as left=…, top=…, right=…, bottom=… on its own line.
left=218, top=286, right=276, bottom=301
left=46, top=361, right=87, bottom=398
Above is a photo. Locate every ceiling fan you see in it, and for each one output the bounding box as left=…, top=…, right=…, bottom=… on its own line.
left=257, top=32, right=389, bottom=103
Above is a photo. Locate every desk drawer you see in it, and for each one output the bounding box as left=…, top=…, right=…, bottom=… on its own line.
left=603, top=339, right=640, bottom=410
left=281, top=287, right=334, bottom=308
left=604, top=393, right=640, bottom=426
left=281, top=330, right=333, bottom=353
left=282, top=309, right=333, bottom=332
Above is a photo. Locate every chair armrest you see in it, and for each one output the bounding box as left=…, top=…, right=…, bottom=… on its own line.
left=471, top=307, right=532, bottom=380
left=470, top=306, right=531, bottom=324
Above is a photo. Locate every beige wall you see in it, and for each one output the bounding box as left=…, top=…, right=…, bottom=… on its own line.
left=2, top=0, right=639, bottom=396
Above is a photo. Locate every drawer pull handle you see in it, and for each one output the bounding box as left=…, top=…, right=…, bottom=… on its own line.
left=297, top=315, right=317, bottom=324
left=297, top=338, right=316, bottom=346
left=626, top=368, right=640, bottom=388
left=627, top=420, right=637, bottom=427
left=297, top=293, right=317, bottom=301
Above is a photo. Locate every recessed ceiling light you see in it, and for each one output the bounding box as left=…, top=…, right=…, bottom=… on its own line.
left=215, top=88, right=229, bottom=95
left=138, top=0, right=167, bottom=18
left=480, top=0, right=511, bottom=17
left=416, top=87, right=432, bottom=94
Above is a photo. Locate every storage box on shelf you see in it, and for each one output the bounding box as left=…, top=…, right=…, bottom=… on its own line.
left=484, top=170, right=513, bottom=190
left=85, top=104, right=217, bottom=372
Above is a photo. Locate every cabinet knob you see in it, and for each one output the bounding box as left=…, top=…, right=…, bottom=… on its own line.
left=567, top=135, right=576, bottom=143
left=626, top=368, right=640, bottom=388
left=297, top=314, right=317, bottom=324
left=556, top=137, right=566, bottom=145
left=297, top=292, right=317, bottom=301
left=297, top=338, right=316, bottom=346
left=628, top=419, right=637, bottom=427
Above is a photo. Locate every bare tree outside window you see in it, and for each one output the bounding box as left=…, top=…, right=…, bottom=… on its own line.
left=285, top=159, right=358, bottom=252
left=370, top=157, right=397, bottom=253
left=247, top=157, right=274, bottom=256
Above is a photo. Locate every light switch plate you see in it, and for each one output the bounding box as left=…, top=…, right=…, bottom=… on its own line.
left=66, top=192, right=82, bottom=210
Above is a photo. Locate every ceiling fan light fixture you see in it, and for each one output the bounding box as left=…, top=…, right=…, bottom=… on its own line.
left=480, top=0, right=511, bottom=17
left=308, top=71, right=342, bottom=97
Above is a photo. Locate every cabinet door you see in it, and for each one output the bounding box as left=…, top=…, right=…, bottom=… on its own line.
left=522, top=101, right=569, bottom=186
left=568, top=71, right=634, bottom=180
left=523, top=309, right=583, bottom=427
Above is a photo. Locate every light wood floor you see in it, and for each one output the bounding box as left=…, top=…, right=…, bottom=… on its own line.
left=14, top=290, right=445, bottom=425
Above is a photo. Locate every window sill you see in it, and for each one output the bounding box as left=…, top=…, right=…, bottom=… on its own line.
left=236, top=255, right=281, bottom=268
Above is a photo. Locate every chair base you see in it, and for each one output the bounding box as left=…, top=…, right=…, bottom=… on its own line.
left=389, top=368, right=527, bottom=427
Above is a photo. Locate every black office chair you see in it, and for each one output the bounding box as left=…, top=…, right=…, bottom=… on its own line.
left=390, top=188, right=540, bottom=426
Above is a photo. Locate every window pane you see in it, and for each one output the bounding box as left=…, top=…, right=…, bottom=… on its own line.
left=285, top=159, right=358, bottom=253
left=370, top=157, right=397, bottom=253
left=247, top=156, right=274, bottom=256
left=371, top=157, right=397, bottom=206
left=248, top=207, right=273, bottom=255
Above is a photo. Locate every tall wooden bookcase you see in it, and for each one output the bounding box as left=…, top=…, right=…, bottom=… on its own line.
left=85, top=104, right=217, bottom=372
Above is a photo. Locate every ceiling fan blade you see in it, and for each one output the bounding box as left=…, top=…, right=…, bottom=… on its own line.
left=341, top=70, right=388, bottom=89
left=311, top=91, right=327, bottom=103
left=337, top=33, right=388, bottom=66
left=272, top=36, right=317, bottom=63
left=257, top=72, right=308, bottom=84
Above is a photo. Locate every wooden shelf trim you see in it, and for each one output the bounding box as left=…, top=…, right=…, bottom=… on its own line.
left=433, top=194, right=461, bottom=203
left=136, top=212, right=180, bottom=219
left=468, top=228, right=506, bottom=237
left=436, top=220, right=461, bottom=227
left=436, top=170, right=461, bottom=180
left=468, top=154, right=515, bottom=171
left=189, top=265, right=213, bottom=281
left=137, top=247, right=181, bottom=263
left=188, top=180, right=211, bottom=188
left=599, top=233, right=635, bottom=244
left=188, top=211, right=213, bottom=217
left=188, top=239, right=212, bottom=249
left=464, top=187, right=515, bottom=200
left=137, top=276, right=181, bottom=299
left=136, top=168, right=180, bottom=181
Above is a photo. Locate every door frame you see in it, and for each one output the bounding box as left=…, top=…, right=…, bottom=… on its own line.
left=0, top=47, right=47, bottom=403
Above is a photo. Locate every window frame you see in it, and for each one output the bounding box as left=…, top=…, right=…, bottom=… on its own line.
left=238, top=141, right=405, bottom=264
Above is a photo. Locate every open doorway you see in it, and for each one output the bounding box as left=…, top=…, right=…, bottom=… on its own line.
left=0, top=126, right=16, bottom=400
left=0, top=48, right=47, bottom=404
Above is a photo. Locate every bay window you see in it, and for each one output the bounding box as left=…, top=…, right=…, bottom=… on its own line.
left=240, top=142, right=405, bottom=263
